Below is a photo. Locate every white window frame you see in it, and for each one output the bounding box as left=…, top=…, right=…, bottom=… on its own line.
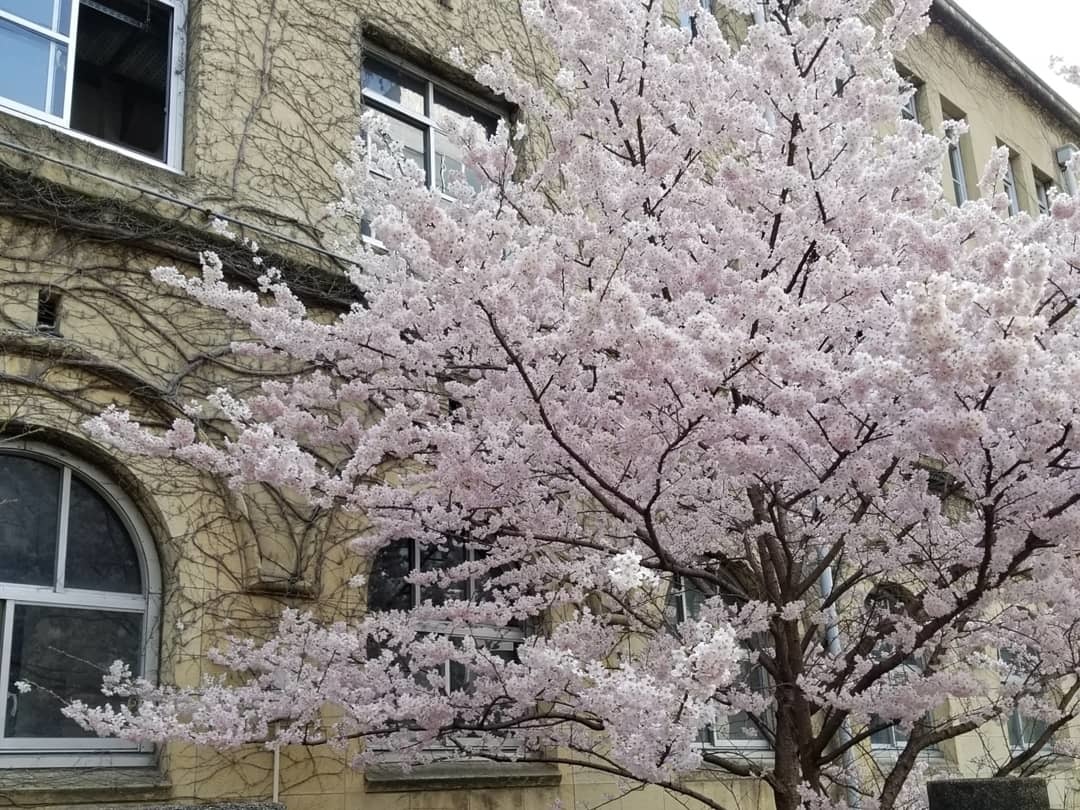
left=668, top=576, right=773, bottom=752
left=1000, top=650, right=1051, bottom=754
left=948, top=140, right=968, bottom=206
left=899, top=77, right=921, bottom=124
left=678, top=0, right=714, bottom=32
left=864, top=589, right=942, bottom=759
left=365, top=536, right=525, bottom=757
left=361, top=45, right=506, bottom=201
left=900, top=94, right=919, bottom=124
left=1035, top=175, right=1053, bottom=216
left=398, top=536, right=526, bottom=679
left=0, top=0, right=186, bottom=172
left=1003, top=153, right=1021, bottom=216
left=0, top=441, right=161, bottom=768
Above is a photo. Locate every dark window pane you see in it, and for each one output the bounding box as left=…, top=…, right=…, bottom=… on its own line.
left=1009, top=711, right=1048, bottom=748
left=419, top=541, right=467, bottom=605
left=70, top=0, right=173, bottom=161
left=363, top=57, right=426, bottom=115
left=65, top=476, right=142, bottom=594
left=725, top=659, right=770, bottom=740
left=0, top=455, right=60, bottom=586
left=368, top=539, right=414, bottom=612
left=5, top=604, right=141, bottom=738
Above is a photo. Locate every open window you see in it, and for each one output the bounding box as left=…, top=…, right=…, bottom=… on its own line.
left=0, top=0, right=185, bottom=167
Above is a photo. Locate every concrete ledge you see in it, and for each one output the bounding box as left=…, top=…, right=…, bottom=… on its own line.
left=364, top=761, right=561, bottom=793
left=0, top=767, right=171, bottom=805
left=28, top=805, right=285, bottom=810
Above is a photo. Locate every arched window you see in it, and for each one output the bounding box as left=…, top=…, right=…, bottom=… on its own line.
left=0, top=444, right=160, bottom=766
left=368, top=538, right=522, bottom=693
left=666, top=574, right=773, bottom=749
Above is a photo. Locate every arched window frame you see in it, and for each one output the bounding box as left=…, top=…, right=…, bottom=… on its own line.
left=0, top=441, right=161, bottom=768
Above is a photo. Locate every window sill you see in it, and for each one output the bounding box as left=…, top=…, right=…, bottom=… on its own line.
left=364, top=760, right=561, bottom=793
left=0, top=766, right=170, bottom=804
left=0, top=103, right=182, bottom=174
left=870, top=747, right=947, bottom=764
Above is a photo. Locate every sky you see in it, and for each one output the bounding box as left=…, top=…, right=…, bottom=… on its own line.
left=952, top=0, right=1080, bottom=110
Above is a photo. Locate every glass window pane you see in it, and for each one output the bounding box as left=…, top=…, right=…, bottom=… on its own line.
left=363, top=57, right=426, bottom=115
left=434, top=89, right=497, bottom=138
left=433, top=89, right=497, bottom=195
left=0, top=455, right=60, bottom=586
left=0, top=19, right=66, bottom=116
left=419, top=541, right=467, bottom=605
left=65, top=476, right=142, bottom=594
left=4, top=604, right=141, bottom=738
left=368, top=539, right=414, bottom=612
left=724, top=658, right=770, bottom=740
left=367, top=107, right=426, bottom=176
left=870, top=719, right=894, bottom=746
left=0, top=0, right=71, bottom=33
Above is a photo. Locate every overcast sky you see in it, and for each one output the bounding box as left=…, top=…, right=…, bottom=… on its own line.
left=952, top=0, right=1080, bottom=110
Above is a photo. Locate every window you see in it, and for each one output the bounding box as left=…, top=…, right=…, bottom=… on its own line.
left=1000, top=649, right=1051, bottom=753
left=0, top=444, right=160, bottom=767
left=900, top=92, right=919, bottom=124
left=36, top=289, right=61, bottom=334
left=367, top=537, right=523, bottom=695
left=666, top=575, right=773, bottom=749
left=1034, top=173, right=1054, bottom=216
left=0, top=0, right=185, bottom=167
left=1007, top=709, right=1049, bottom=752
left=361, top=49, right=502, bottom=198
left=1001, top=148, right=1021, bottom=216
left=864, top=588, right=936, bottom=754
left=898, top=72, right=921, bottom=124
left=940, top=99, right=971, bottom=207
left=948, top=140, right=969, bottom=206
left=678, top=0, right=714, bottom=35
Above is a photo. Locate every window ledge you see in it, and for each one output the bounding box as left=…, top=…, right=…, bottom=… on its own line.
left=364, top=761, right=561, bottom=793
left=0, top=767, right=170, bottom=804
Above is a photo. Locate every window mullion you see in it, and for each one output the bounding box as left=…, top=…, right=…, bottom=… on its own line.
left=0, top=10, right=72, bottom=42
left=412, top=537, right=420, bottom=608
left=61, top=0, right=79, bottom=124
left=55, top=466, right=71, bottom=592
left=425, top=81, right=436, bottom=190
left=0, top=601, right=13, bottom=738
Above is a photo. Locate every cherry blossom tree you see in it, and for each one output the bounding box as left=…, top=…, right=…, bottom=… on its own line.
left=58, top=0, right=1080, bottom=808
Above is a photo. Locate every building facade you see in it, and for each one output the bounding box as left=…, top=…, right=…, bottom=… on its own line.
left=0, top=1, right=1078, bottom=809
